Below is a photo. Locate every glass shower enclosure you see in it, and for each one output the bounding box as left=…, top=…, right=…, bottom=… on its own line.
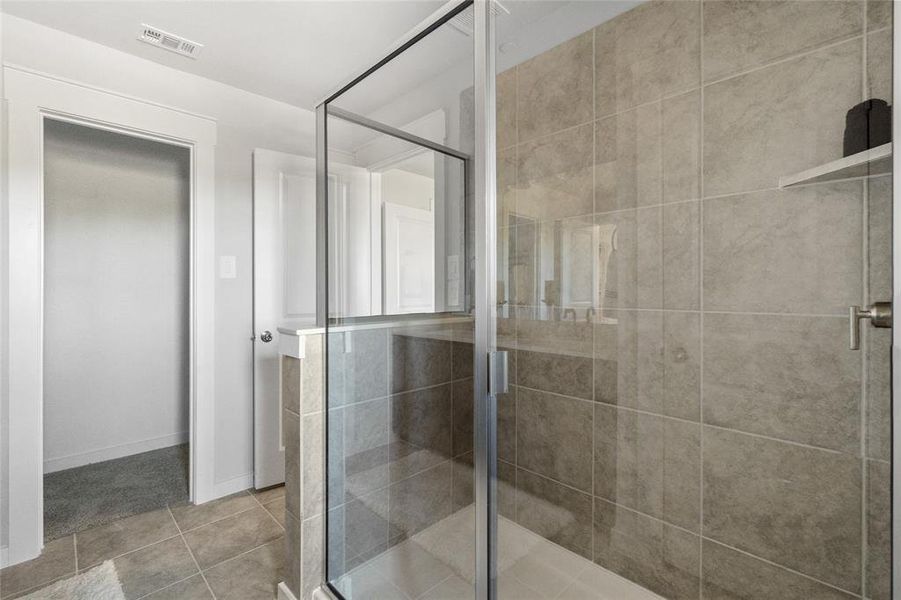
left=315, top=1, right=896, bottom=598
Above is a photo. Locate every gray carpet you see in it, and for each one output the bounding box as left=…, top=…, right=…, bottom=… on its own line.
left=44, top=444, right=189, bottom=541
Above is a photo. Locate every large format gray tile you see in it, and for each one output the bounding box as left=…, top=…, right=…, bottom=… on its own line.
left=390, top=333, right=451, bottom=394
left=76, top=508, right=179, bottom=569
left=330, top=329, right=388, bottom=404
left=498, top=149, right=516, bottom=225
left=204, top=539, right=284, bottom=600
left=342, top=489, right=390, bottom=564
left=594, top=404, right=700, bottom=531
left=703, top=427, right=862, bottom=592
left=596, top=208, right=663, bottom=309
left=701, top=539, right=855, bottom=600
left=301, top=516, right=324, bottom=600
left=595, top=0, right=700, bottom=115
left=517, top=30, right=593, bottom=142
left=301, top=333, right=324, bottom=414
left=262, top=497, right=286, bottom=528
left=388, top=462, right=453, bottom=540
left=516, top=387, right=593, bottom=492
left=452, top=378, right=474, bottom=457
left=169, top=492, right=257, bottom=532
left=497, top=66, right=517, bottom=150
left=516, top=316, right=593, bottom=401
left=703, top=183, right=863, bottom=314
left=391, top=384, right=453, bottom=459
left=282, top=355, right=301, bottom=415
left=371, top=540, right=455, bottom=599
left=593, top=499, right=700, bottom=600
left=515, top=469, right=592, bottom=558
left=595, top=310, right=701, bottom=422
left=285, top=409, right=302, bottom=519
left=0, top=536, right=75, bottom=598
left=868, top=28, right=893, bottom=102
left=867, top=459, right=891, bottom=600
left=867, top=327, right=892, bottom=461
left=662, top=90, right=701, bottom=203
left=703, top=39, right=862, bottom=196
left=142, top=575, right=213, bottom=600
left=182, top=507, right=283, bottom=569
left=868, top=176, right=893, bottom=303
left=516, top=124, right=594, bottom=222
left=868, top=0, right=892, bottom=30
left=595, top=103, right=661, bottom=212
left=703, top=313, right=860, bottom=452
left=284, top=511, right=301, bottom=598
left=344, top=397, right=390, bottom=463
left=112, top=536, right=198, bottom=600
left=663, top=200, right=700, bottom=309
left=703, top=0, right=861, bottom=82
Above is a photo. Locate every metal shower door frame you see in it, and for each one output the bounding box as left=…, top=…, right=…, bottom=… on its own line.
left=313, top=2, right=498, bottom=598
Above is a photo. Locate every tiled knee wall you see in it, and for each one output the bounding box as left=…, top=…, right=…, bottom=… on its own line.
left=281, top=321, right=476, bottom=600
left=493, top=1, right=892, bottom=599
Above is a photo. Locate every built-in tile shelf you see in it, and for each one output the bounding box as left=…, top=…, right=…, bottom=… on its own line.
left=778, top=143, right=892, bottom=188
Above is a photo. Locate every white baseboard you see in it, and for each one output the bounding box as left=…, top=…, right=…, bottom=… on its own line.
left=43, top=432, right=189, bottom=473
left=207, top=472, right=254, bottom=501
left=278, top=581, right=299, bottom=600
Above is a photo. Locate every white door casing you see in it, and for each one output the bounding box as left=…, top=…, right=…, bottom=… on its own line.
left=252, top=149, right=316, bottom=489
left=4, top=66, right=217, bottom=565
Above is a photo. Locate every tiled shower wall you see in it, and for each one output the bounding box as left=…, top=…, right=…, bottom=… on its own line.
left=494, top=1, right=893, bottom=599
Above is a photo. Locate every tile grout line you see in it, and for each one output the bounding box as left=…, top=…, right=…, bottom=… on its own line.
left=73, top=532, right=79, bottom=574
left=251, top=489, right=287, bottom=532
left=167, top=505, right=218, bottom=600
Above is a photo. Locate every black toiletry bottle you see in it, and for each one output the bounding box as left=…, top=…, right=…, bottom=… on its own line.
left=843, top=99, right=892, bottom=156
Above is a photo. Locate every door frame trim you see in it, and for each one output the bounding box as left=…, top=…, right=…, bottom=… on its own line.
left=3, top=65, right=218, bottom=565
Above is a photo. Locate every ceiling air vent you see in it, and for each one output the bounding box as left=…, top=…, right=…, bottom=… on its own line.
left=138, top=25, right=203, bottom=59
left=449, top=1, right=509, bottom=37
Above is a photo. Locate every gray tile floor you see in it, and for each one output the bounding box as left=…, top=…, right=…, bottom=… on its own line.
left=0, top=486, right=286, bottom=600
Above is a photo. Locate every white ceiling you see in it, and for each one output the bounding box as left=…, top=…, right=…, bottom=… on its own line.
left=1, top=0, right=641, bottom=112
left=0, top=0, right=446, bottom=109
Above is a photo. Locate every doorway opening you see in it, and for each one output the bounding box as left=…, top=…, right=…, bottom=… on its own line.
left=41, top=119, right=191, bottom=541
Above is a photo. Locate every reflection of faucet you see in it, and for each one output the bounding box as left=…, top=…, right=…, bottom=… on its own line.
left=563, top=308, right=576, bottom=321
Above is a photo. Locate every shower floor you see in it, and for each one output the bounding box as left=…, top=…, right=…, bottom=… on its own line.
left=333, top=505, right=662, bottom=600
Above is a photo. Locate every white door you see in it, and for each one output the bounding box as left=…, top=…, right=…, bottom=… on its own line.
left=252, top=149, right=317, bottom=489
left=383, top=202, right=435, bottom=314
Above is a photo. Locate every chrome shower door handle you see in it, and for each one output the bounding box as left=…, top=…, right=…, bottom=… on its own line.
left=849, top=302, right=892, bottom=350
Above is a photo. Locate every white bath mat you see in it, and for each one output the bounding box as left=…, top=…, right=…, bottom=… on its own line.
left=19, top=560, right=126, bottom=600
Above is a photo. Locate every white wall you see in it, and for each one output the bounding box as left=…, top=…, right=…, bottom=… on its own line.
left=381, top=168, right=433, bottom=211
left=0, top=14, right=317, bottom=510
left=42, top=120, right=190, bottom=473
left=1, top=6, right=9, bottom=557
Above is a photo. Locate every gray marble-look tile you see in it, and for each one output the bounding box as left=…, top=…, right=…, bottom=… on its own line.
left=498, top=148, right=516, bottom=227
left=703, top=183, right=863, bottom=315
left=0, top=536, right=75, bottom=598
left=596, top=103, right=661, bottom=212
left=703, top=427, right=862, bottom=592
left=517, top=30, right=593, bottom=142
left=262, top=497, right=286, bottom=528
left=204, top=538, right=284, bottom=600
left=452, top=378, right=474, bottom=457
left=595, top=310, right=701, bottom=422
left=285, top=409, right=301, bottom=519
left=516, top=124, right=594, bottom=222
left=868, top=0, right=893, bottom=30
left=868, top=27, right=893, bottom=108
left=113, top=536, right=198, bottom=600
left=452, top=340, right=474, bottom=381
left=516, top=387, right=593, bottom=492
left=76, top=508, right=179, bottom=569
left=452, top=452, right=474, bottom=511
left=867, top=326, right=892, bottom=462
left=703, top=0, right=862, bottom=82
left=497, top=66, right=517, bottom=150
left=168, top=492, right=257, bottom=533
left=183, top=507, right=283, bottom=570
left=703, top=313, right=860, bottom=452
left=302, top=411, right=326, bottom=517
left=868, top=176, right=893, bottom=303
left=252, top=484, right=285, bottom=505
left=701, top=538, right=855, bottom=600
left=301, top=333, right=324, bottom=414
left=593, top=498, right=700, bottom=600
left=342, top=489, right=390, bottom=563
left=142, top=575, right=213, bottom=600
left=388, top=461, right=453, bottom=540
left=390, top=333, right=451, bottom=394
left=596, top=207, right=663, bottom=310
left=300, top=515, right=324, bottom=600
left=282, top=355, right=301, bottom=415
left=662, top=90, right=700, bottom=204
left=284, top=511, right=301, bottom=599
left=867, top=459, right=891, bottom=600
left=516, top=315, right=593, bottom=401
left=595, top=0, right=701, bottom=115
left=343, top=397, right=390, bottom=462
left=498, top=385, right=517, bottom=464
left=515, top=468, right=593, bottom=558
left=329, top=329, right=388, bottom=405
left=391, top=383, right=453, bottom=459
left=703, top=39, right=862, bottom=196
left=594, top=404, right=700, bottom=531
left=663, top=200, right=700, bottom=310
